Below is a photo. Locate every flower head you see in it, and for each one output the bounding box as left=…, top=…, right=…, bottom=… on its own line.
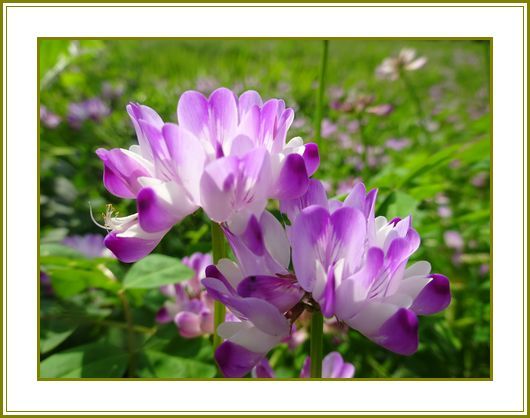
left=40, top=105, right=61, bottom=129
left=96, top=88, right=319, bottom=262
left=202, top=211, right=304, bottom=377
left=156, top=252, right=215, bottom=339
left=280, top=179, right=451, bottom=356
left=376, top=49, right=428, bottom=81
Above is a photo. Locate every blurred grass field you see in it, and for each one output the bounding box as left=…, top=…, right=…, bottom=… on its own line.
left=39, top=39, right=490, bottom=379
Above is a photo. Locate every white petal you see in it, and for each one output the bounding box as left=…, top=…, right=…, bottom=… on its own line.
left=217, top=258, right=244, bottom=289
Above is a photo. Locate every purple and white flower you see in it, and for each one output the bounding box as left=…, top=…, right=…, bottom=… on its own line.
left=299, top=351, right=355, bottom=378
left=202, top=211, right=304, bottom=377
left=156, top=252, right=215, bottom=339
left=282, top=180, right=451, bottom=356
left=252, top=351, right=355, bottom=379
left=96, top=88, right=319, bottom=262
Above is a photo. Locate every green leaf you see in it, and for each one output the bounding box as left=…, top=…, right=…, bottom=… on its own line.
left=40, top=342, right=128, bottom=378
left=47, top=266, right=120, bottom=298
left=136, top=350, right=216, bottom=378
left=383, top=191, right=419, bottom=219
left=40, top=318, right=78, bottom=354
left=40, top=243, right=84, bottom=258
left=122, top=254, right=193, bottom=289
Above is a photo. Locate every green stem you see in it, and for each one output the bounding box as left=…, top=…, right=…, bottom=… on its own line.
left=211, top=222, right=227, bottom=350
left=118, top=289, right=136, bottom=378
left=357, top=114, right=368, bottom=169
left=314, top=40, right=329, bottom=143
left=401, top=70, right=431, bottom=143
left=310, top=310, right=324, bottom=378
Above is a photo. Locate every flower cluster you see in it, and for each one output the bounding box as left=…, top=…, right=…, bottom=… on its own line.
left=96, top=87, right=450, bottom=378
left=96, top=88, right=318, bottom=263
left=202, top=180, right=451, bottom=376
left=156, top=252, right=220, bottom=339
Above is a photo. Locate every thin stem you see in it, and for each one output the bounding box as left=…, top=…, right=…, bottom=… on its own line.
left=211, top=222, right=227, bottom=350
left=310, top=310, right=324, bottom=378
left=314, top=40, right=329, bottom=143
left=118, top=289, right=136, bottom=378
left=401, top=70, right=431, bottom=144
left=357, top=114, right=368, bottom=169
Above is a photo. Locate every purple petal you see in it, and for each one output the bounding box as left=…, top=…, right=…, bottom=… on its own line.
left=273, top=153, right=309, bottom=200
left=240, top=215, right=265, bottom=256
left=208, top=87, right=238, bottom=145
left=126, top=103, right=164, bottom=158
left=299, top=357, right=311, bottom=378
left=155, top=307, right=172, bottom=323
left=176, top=90, right=209, bottom=141
left=373, top=308, right=418, bottom=355
left=330, top=206, right=366, bottom=273
left=96, top=148, right=152, bottom=199
left=320, top=267, right=336, bottom=318
left=175, top=311, right=203, bottom=339
left=161, top=123, right=206, bottom=204
left=410, top=274, right=451, bottom=315
left=302, top=143, right=320, bottom=176
left=291, top=205, right=331, bottom=292
left=238, top=90, right=263, bottom=116
left=344, top=302, right=418, bottom=355
left=280, top=178, right=328, bottom=223
left=200, top=156, right=240, bottom=222
left=322, top=352, right=345, bottom=377
left=215, top=341, right=263, bottom=378
left=237, top=275, right=303, bottom=313
left=137, top=180, right=197, bottom=233
left=202, top=277, right=290, bottom=337
left=252, top=358, right=275, bottom=378
left=104, top=228, right=165, bottom=263
left=321, top=351, right=355, bottom=378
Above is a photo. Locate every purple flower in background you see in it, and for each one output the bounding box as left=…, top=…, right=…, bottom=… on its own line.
left=62, top=234, right=114, bottom=258
left=444, top=230, right=464, bottom=251
left=156, top=252, right=217, bottom=338
left=299, top=352, right=355, bottom=378
left=102, top=82, right=125, bottom=100
left=437, top=206, right=452, bottom=219
left=479, top=263, right=490, bottom=276
left=282, top=324, right=308, bottom=350
left=202, top=211, right=304, bottom=377
left=471, top=172, right=488, bottom=188
left=181, top=252, right=213, bottom=296
left=96, top=88, right=319, bottom=262
left=252, top=351, right=355, bottom=379
left=282, top=180, right=451, bottom=355
left=366, top=103, right=394, bottom=117
left=385, top=138, right=411, bottom=151
left=156, top=283, right=215, bottom=338
left=376, top=49, right=428, bottom=81
left=68, top=98, right=110, bottom=128
left=40, top=105, right=61, bottom=129
left=321, top=119, right=337, bottom=138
